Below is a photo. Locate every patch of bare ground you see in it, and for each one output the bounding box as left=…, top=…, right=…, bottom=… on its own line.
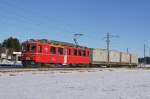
left=87, top=70, right=95, bottom=72
left=59, top=71, right=72, bottom=73
left=78, top=70, right=86, bottom=72
left=9, top=74, right=16, bottom=76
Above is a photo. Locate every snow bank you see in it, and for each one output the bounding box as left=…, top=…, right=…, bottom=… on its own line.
left=0, top=68, right=150, bottom=99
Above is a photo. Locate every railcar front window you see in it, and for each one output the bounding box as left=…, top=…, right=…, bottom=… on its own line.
left=22, top=45, right=27, bottom=52
left=27, top=44, right=30, bottom=51
left=31, top=45, right=36, bottom=52
left=22, top=44, right=30, bottom=52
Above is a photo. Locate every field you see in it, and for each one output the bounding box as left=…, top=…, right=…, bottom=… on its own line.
left=0, top=68, right=150, bottom=99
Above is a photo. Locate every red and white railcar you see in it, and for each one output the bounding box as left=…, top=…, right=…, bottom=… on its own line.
left=21, top=40, right=90, bottom=67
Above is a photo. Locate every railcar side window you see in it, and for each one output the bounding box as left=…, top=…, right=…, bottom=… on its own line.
left=38, top=46, right=42, bottom=53
left=78, top=50, right=82, bottom=56
left=58, top=48, right=63, bottom=55
left=83, top=50, right=86, bottom=56
left=74, top=49, right=77, bottom=56
left=50, top=47, right=56, bottom=54
left=68, top=49, right=71, bottom=55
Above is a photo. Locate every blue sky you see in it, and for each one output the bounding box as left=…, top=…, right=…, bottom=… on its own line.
left=0, top=0, right=150, bottom=57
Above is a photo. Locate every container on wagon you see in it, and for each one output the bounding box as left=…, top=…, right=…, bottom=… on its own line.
left=121, top=52, right=130, bottom=64
left=109, top=50, right=121, bottom=63
left=91, top=48, right=107, bottom=64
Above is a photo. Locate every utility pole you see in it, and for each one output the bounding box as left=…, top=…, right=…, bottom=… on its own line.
left=106, top=33, right=110, bottom=67
left=104, top=32, right=119, bottom=67
left=73, top=33, right=84, bottom=47
left=144, top=44, right=146, bottom=67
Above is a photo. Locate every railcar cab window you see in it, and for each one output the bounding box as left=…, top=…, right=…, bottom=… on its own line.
left=50, top=47, right=56, bottom=54
left=74, top=49, right=77, bottom=56
left=58, top=48, right=63, bottom=55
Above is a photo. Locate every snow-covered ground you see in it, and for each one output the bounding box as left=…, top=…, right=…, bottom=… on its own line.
left=0, top=68, right=150, bottom=99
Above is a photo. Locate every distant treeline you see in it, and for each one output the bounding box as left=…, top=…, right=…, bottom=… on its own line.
left=0, top=37, right=21, bottom=55
left=139, top=57, right=150, bottom=64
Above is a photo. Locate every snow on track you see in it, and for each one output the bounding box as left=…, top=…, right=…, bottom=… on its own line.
left=0, top=68, right=150, bottom=99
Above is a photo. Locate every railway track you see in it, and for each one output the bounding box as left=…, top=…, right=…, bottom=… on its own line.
left=0, top=67, right=100, bottom=72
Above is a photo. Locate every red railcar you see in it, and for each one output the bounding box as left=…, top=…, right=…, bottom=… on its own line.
left=21, top=40, right=90, bottom=67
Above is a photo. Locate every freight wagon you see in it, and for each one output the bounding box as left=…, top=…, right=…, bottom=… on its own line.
left=21, top=39, right=138, bottom=67
left=90, top=48, right=138, bottom=67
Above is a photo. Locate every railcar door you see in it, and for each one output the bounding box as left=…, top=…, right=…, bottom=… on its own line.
left=64, top=48, right=67, bottom=65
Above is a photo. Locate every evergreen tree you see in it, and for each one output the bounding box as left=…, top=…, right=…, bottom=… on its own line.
left=2, top=37, right=21, bottom=55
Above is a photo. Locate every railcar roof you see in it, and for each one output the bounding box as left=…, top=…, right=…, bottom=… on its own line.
left=23, top=39, right=88, bottom=49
